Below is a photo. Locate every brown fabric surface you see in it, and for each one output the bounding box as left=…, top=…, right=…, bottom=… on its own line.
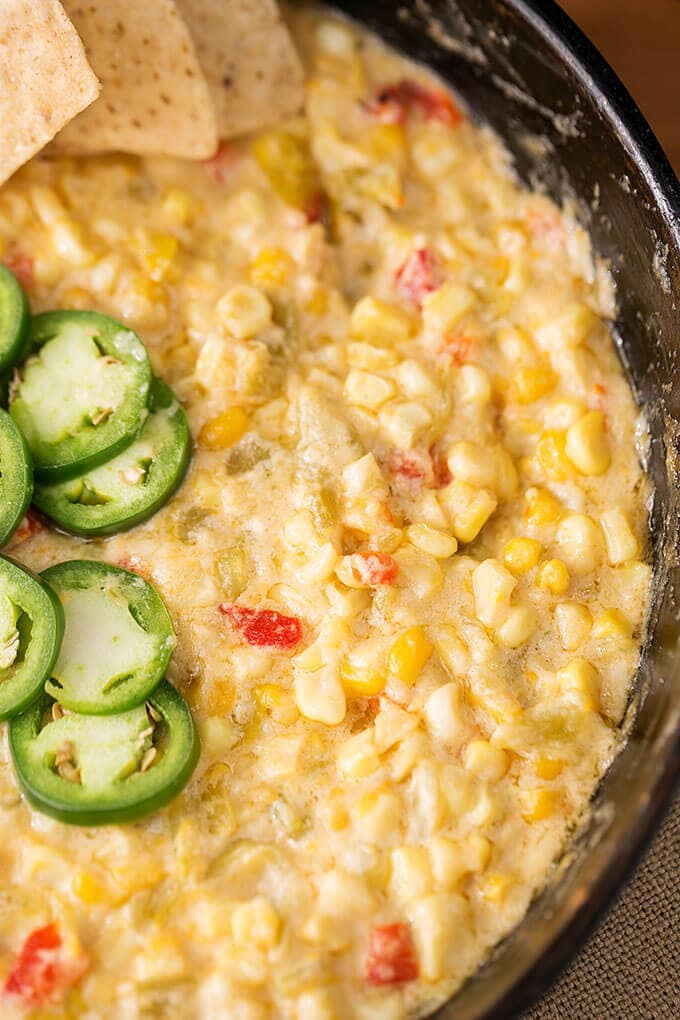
left=524, top=795, right=679, bottom=1020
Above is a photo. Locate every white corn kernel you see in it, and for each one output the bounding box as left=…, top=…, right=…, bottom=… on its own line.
left=496, top=604, right=537, bottom=648
left=600, top=509, right=639, bottom=565
left=407, top=893, right=470, bottom=983
left=423, top=682, right=466, bottom=749
left=342, top=452, right=386, bottom=496
left=349, top=296, right=413, bottom=345
left=379, top=401, right=432, bottom=449
left=432, top=625, right=470, bottom=678
left=232, top=897, right=281, bottom=949
left=216, top=285, right=271, bottom=339
left=346, top=342, right=398, bottom=371
left=555, top=658, right=600, bottom=712
left=472, top=559, right=516, bottom=628
left=423, top=282, right=475, bottom=336
left=344, top=369, right=395, bottom=410
left=336, top=729, right=380, bottom=779
left=389, top=846, right=433, bottom=903
left=457, top=363, right=491, bottom=405
left=464, top=740, right=510, bottom=781
left=294, top=668, right=346, bottom=726
left=438, top=481, right=498, bottom=543
left=555, top=514, right=603, bottom=575
left=554, top=602, right=592, bottom=650
left=406, top=523, right=458, bottom=559
left=394, top=359, right=439, bottom=400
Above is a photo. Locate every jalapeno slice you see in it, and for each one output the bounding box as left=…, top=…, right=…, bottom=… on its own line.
left=10, top=310, right=151, bottom=481
left=0, top=264, right=29, bottom=375
left=0, top=556, right=64, bottom=720
left=0, top=409, right=33, bottom=547
left=9, top=680, right=199, bottom=826
left=42, top=560, right=176, bottom=715
left=33, top=379, right=191, bottom=536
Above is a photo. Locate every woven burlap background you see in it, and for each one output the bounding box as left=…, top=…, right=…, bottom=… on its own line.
left=523, top=795, right=679, bottom=1020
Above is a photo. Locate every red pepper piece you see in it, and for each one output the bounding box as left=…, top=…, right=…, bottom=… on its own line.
left=3, top=925, right=86, bottom=1007
left=395, top=248, right=439, bottom=306
left=2, top=250, right=35, bottom=291
left=364, top=79, right=463, bottom=127
left=220, top=604, right=302, bottom=648
left=441, top=333, right=473, bottom=365
left=351, top=551, right=399, bottom=586
left=365, top=923, right=419, bottom=986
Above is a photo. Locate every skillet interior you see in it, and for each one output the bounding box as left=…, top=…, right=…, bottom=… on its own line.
left=328, top=1, right=680, bottom=1015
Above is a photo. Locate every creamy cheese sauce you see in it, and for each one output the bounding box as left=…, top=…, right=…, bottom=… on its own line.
left=0, top=8, right=651, bottom=1019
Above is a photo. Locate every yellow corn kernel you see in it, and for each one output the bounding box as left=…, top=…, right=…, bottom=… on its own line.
left=422, top=281, right=475, bottom=336
left=591, top=609, right=631, bottom=641
left=565, top=411, right=611, bottom=476
left=216, top=284, right=272, bottom=339
left=554, top=601, right=592, bottom=650
left=249, top=246, right=295, bottom=288
left=520, top=787, right=557, bottom=823
left=536, top=558, right=570, bottom=594
left=503, top=537, right=542, bottom=575
left=464, top=739, right=510, bottom=781
left=533, top=302, right=595, bottom=349
left=510, top=365, right=557, bottom=404
left=339, top=656, right=386, bottom=696
left=600, top=508, right=640, bottom=565
left=254, top=684, right=299, bottom=726
left=132, top=231, right=179, bottom=282
left=253, top=130, right=319, bottom=211
left=379, top=401, right=432, bottom=449
left=432, top=624, right=470, bottom=678
left=349, top=296, right=414, bottom=345
left=388, top=627, right=433, bottom=686
left=390, top=846, right=433, bottom=903
left=198, top=407, right=249, bottom=450
left=480, top=872, right=514, bottom=902
left=72, top=869, right=108, bottom=905
left=162, top=187, right=198, bottom=225
left=536, top=430, right=572, bottom=481
left=346, top=341, right=398, bottom=371
left=336, top=730, right=380, bottom=779
left=438, top=481, right=498, bottom=544
left=524, top=486, right=561, bottom=526
left=533, top=756, right=564, bottom=780
left=232, top=897, right=281, bottom=950
left=556, top=658, right=600, bottom=712
left=328, top=802, right=349, bottom=832
left=406, top=523, right=458, bottom=559
left=59, top=286, right=94, bottom=311
left=367, top=123, right=407, bottom=164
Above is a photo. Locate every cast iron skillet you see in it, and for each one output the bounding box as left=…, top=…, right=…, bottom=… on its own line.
left=330, top=2, right=680, bottom=1017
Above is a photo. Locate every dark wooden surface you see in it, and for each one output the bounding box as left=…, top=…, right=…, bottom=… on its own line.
left=561, top=0, right=680, bottom=171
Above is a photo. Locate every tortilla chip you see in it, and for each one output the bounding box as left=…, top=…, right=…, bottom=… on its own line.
left=54, top=0, right=218, bottom=158
left=0, top=1, right=99, bottom=186
left=175, top=0, right=304, bottom=138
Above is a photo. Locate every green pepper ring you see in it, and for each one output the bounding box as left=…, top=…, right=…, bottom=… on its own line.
left=0, top=408, right=33, bottom=547
left=0, top=555, right=64, bottom=721
left=42, top=559, right=177, bottom=715
left=0, top=264, right=30, bottom=375
left=10, top=310, right=151, bottom=482
left=9, top=680, right=199, bottom=826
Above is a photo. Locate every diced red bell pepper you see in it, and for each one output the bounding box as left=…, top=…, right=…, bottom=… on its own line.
left=364, top=79, right=463, bottom=127
left=394, top=248, right=439, bottom=306
left=220, top=604, right=302, bottom=648
left=430, top=444, right=452, bottom=489
left=5, top=508, right=43, bottom=548
left=3, top=925, right=86, bottom=1007
left=365, top=923, right=419, bottom=986
left=440, top=333, right=473, bottom=365
left=2, top=250, right=35, bottom=291
left=351, top=551, right=399, bottom=586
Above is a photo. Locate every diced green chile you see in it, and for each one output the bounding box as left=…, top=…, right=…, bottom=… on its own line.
left=10, top=310, right=151, bottom=481
left=42, top=560, right=176, bottom=715
left=0, top=556, right=64, bottom=720
left=9, top=680, right=199, bottom=825
left=0, top=409, right=33, bottom=546
left=0, top=264, right=29, bottom=375
left=33, top=379, right=191, bottom=536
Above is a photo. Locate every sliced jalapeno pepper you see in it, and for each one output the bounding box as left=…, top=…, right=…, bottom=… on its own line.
left=9, top=680, right=199, bottom=826
left=0, top=264, right=29, bottom=375
left=0, top=409, right=33, bottom=547
left=0, top=556, right=64, bottom=720
left=10, top=311, right=151, bottom=481
left=33, top=379, right=191, bottom=536
left=42, top=560, right=176, bottom=715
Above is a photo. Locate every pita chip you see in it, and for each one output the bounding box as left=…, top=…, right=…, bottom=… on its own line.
left=0, top=0, right=99, bottom=186
left=54, top=0, right=218, bottom=158
left=175, top=0, right=304, bottom=138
